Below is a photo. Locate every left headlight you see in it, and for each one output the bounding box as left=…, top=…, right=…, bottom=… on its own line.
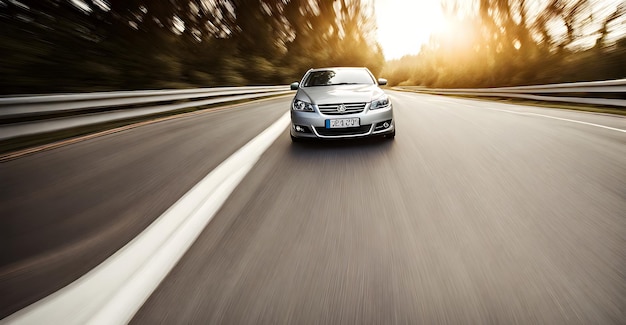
left=292, top=99, right=314, bottom=112
left=370, top=94, right=390, bottom=110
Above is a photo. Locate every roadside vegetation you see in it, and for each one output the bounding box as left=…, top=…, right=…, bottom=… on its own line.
left=382, top=0, right=626, bottom=88
left=0, top=0, right=383, bottom=95
left=1, top=0, right=624, bottom=95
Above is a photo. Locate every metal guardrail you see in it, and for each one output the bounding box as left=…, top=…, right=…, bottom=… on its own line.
left=394, top=78, right=626, bottom=107
left=2, top=79, right=624, bottom=150
left=0, top=86, right=293, bottom=142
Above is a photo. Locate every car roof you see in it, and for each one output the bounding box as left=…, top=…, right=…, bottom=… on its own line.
left=308, top=67, right=368, bottom=72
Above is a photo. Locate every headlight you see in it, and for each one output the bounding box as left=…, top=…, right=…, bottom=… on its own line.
left=370, top=95, right=390, bottom=110
left=292, top=99, right=314, bottom=111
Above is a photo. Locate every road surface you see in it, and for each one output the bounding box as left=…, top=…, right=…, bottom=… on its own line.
left=1, top=92, right=625, bottom=324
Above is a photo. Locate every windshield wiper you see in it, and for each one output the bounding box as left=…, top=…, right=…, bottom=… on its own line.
left=306, top=82, right=365, bottom=87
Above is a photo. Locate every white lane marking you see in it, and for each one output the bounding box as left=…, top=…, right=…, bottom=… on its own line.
left=391, top=91, right=625, bottom=133
left=2, top=112, right=291, bottom=325
left=470, top=106, right=626, bottom=133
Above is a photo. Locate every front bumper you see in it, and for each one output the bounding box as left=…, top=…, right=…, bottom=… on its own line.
left=290, top=104, right=394, bottom=139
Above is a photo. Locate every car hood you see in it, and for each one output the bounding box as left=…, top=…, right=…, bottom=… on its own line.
left=297, top=84, right=384, bottom=105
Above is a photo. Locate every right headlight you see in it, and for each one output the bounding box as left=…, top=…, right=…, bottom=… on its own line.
left=292, top=99, right=314, bottom=112
left=370, top=94, right=390, bottom=110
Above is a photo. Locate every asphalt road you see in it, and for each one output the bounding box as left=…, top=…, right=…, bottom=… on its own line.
left=2, top=92, right=625, bottom=323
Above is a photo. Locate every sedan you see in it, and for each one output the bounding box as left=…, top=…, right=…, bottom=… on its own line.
left=289, top=67, right=395, bottom=141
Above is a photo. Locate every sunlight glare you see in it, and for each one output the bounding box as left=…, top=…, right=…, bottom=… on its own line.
left=375, top=0, right=446, bottom=60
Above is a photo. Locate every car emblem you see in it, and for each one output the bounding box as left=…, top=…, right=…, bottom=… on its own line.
left=337, top=104, right=346, bottom=113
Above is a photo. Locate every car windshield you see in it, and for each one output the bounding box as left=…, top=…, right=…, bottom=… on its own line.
left=302, top=69, right=375, bottom=87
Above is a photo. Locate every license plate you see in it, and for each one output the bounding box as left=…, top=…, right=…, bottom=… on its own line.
left=326, top=118, right=360, bottom=128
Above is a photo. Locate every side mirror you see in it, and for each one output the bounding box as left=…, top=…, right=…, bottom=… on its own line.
left=377, top=78, right=388, bottom=86
left=290, top=82, right=300, bottom=90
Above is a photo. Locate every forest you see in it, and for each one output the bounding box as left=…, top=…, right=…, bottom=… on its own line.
left=383, top=0, right=626, bottom=87
left=0, top=0, right=383, bottom=94
left=0, top=0, right=624, bottom=94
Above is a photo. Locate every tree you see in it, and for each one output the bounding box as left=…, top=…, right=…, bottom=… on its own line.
left=381, top=0, right=625, bottom=88
left=0, top=0, right=385, bottom=94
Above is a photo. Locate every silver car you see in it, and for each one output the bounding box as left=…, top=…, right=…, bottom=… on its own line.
left=289, top=67, right=395, bottom=141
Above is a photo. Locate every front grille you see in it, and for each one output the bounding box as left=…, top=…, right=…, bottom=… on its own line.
left=318, top=103, right=366, bottom=115
left=315, top=125, right=372, bottom=136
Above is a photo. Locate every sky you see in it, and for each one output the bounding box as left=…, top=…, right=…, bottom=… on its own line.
left=375, top=0, right=445, bottom=60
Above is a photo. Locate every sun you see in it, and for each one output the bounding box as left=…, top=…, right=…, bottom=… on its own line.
left=375, top=0, right=446, bottom=60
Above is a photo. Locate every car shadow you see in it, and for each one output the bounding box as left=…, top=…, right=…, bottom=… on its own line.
left=287, top=135, right=396, bottom=158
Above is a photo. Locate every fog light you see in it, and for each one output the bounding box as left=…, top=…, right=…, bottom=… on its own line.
left=383, top=122, right=390, bottom=128
left=295, top=125, right=303, bottom=132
